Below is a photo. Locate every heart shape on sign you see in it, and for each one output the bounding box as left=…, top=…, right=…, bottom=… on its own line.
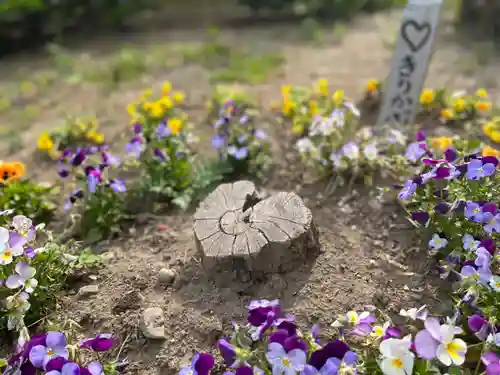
left=400, top=19, right=432, bottom=53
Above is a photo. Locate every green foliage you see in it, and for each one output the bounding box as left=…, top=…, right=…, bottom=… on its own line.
left=0, top=181, right=57, bottom=226
left=0, top=215, right=92, bottom=338
left=80, top=185, right=129, bottom=243
left=0, top=0, right=158, bottom=53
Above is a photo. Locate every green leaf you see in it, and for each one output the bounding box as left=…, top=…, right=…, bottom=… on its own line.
left=85, top=228, right=103, bottom=244
left=78, top=249, right=102, bottom=266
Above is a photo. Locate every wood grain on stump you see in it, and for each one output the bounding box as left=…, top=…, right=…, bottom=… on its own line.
left=193, top=180, right=319, bottom=284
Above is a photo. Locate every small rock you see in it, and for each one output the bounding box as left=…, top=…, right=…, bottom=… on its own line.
left=140, top=307, right=165, bottom=339
left=78, top=284, right=99, bottom=296
left=158, top=268, right=176, bottom=285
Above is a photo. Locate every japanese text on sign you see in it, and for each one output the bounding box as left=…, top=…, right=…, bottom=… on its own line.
left=376, top=0, right=443, bottom=127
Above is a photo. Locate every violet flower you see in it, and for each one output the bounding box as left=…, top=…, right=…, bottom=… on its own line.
left=80, top=333, right=115, bottom=352
left=466, top=159, right=496, bottom=180
left=482, top=352, right=500, bottom=375
left=29, top=331, right=69, bottom=369
left=414, top=317, right=467, bottom=365
left=398, top=180, right=417, bottom=200
left=178, top=353, right=214, bottom=375
left=217, top=339, right=238, bottom=367
left=109, top=179, right=126, bottom=193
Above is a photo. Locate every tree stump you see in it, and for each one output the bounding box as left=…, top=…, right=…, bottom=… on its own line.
left=193, top=180, right=319, bottom=285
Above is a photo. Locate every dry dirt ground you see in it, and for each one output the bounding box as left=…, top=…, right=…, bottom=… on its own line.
left=0, top=6, right=499, bottom=375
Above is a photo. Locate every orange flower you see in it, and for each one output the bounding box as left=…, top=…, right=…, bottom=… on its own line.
left=0, top=162, right=25, bottom=184
left=475, top=101, right=492, bottom=112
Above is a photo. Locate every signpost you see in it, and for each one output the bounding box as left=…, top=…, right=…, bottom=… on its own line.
left=376, top=0, right=443, bottom=127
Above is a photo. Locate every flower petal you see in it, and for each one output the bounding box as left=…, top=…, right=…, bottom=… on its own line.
left=424, top=318, right=442, bottom=341
left=0, top=227, right=10, bottom=244
left=193, top=353, right=214, bottom=375
left=46, top=332, right=67, bottom=349
left=414, top=330, right=439, bottom=360
left=5, top=275, right=22, bottom=289
left=29, top=345, right=47, bottom=368
left=87, top=361, right=102, bottom=375
left=61, top=362, right=80, bottom=375
left=287, top=348, right=307, bottom=368
left=436, top=343, right=452, bottom=366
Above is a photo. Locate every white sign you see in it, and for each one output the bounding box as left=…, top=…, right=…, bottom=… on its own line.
left=376, top=0, right=443, bottom=127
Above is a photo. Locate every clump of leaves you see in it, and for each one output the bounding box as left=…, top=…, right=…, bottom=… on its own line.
left=123, top=82, right=204, bottom=210
left=58, top=146, right=130, bottom=243
left=210, top=100, right=272, bottom=180
left=0, top=214, right=93, bottom=340
left=0, top=180, right=57, bottom=227
left=37, top=116, right=106, bottom=160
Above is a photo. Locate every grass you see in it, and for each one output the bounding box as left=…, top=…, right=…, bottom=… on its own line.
left=211, top=51, right=284, bottom=83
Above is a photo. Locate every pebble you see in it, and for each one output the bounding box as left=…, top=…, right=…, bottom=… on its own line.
left=158, top=268, right=176, bottom=285
left=78, top=284, right=99, bottom=296
left=140, top=307, right=165, bottom=339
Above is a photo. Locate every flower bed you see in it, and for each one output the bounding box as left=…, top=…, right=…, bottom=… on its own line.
left=2, top=78, right=500, bottom=375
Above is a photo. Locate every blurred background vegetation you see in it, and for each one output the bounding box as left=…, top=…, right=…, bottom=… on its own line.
left=0, top=0, right=498, bottom=56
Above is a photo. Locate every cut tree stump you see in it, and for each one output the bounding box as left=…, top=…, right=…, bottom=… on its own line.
left=193, top=180, right=319, bottom=285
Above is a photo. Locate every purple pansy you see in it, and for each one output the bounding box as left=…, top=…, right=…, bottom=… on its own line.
left=29, top=332, right=69, bottom=369
left=483, top=212, right=500, bottom=234
left=482, top=352, right=500, bottom=375
left=398, top=180, right=417, bottom=200
left=465, top=201, right=485, bottom=223
left=404, top=142, right=426, bottom=162
left=178, top=353, right=214, bottom=375
left=217, top=339, right=237, bottom=367
left=125, top=137, right=145, bottom=158
left=80, top=334, right=114, bottom=352
left=211, top=135, right=225, bottom=149
left=109, top=179, right=126, bottom=193
left=466, top=159, right=496, bottom=180
left=461, top=264, right=492, bottom=285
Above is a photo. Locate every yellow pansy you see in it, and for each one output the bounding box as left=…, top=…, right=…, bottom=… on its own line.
left=162, top=82, right=172, bottom=96
left=168, top=118, right=182, bottom=134
left=87, top=130, right=105, bottom=144
left=159, top=96, right=172, bottom=109
left=431, top=136, right=453, bottom=151
left=172, top=91, right=185, bottom=104
left=37, top=133, right=53, bottom=151
left=150, top=102, right=164, bottom=118
left=366, top=79, right=378, bottom=93
left=281, top=84, right=291, bottom=98
left=440, top=108, right=454, bottom=121
left=488, top=130, right=500, bottom=143
left=476, top=88, right=488, bottom=98
left=143, top=102, right=153, bottom=111
left=453, top=98, right=466, bottom=112
left=309, top=100, right=319, bottom=115
left=283, top=100, right=295, bottom=116
left=483, top=122, right=496, bottom=136
left=476, top=101, right=492, bottom=112
left=332, top=90, right=344, bottom=105
left=482, top=145, right=500, bottom=157
left=420, top=89, right=434, bottom=105
left=316, top=79, right=329, bottom=97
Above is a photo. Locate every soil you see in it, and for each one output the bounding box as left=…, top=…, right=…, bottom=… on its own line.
left=0, top=4, right=499, bottom=375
